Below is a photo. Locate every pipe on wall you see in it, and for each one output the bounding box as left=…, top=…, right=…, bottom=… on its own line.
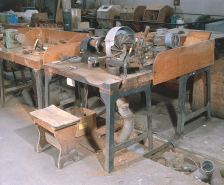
left=62, top=0, right=73, bottom=31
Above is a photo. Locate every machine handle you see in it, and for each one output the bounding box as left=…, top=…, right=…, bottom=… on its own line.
left=144, top=26, right=150, bottom=38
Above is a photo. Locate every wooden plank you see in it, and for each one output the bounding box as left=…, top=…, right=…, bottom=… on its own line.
left=23, top=28, right=81, bottom=46
left=0, top=50, right=16, bottom=61
left=68, top=33, right=89, bottom=43
left=2, top=24, right=25, bottom=29
left=56, top=9, right=63, bottom=23
left=34, top=118, right=55, bottom=133
left=153, top=40, right=215, bottom=85
left=43, top=42, right=81, bottom=65
left=178, top=36, right=186, bottom=47
left=32, top=13, right=48, bottom=21
left=30, top=105, right=80, bottom=131
left=14, top=51, right=44, bottom=70
left=17, top=27, right=30, bottom=34
left=23, top=28, right=43, bottom=46
left=41, top=29, right=81, bottom=45
left=183, top=31, right=211, bottom=46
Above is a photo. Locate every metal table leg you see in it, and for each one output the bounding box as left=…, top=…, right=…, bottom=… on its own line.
left=177, top=75, right=187, bottom=136
left=32, top=69, right=44, bottom=109
left=145, top=85, right=153, bottom=150
left=206, top=68, right=211, bottom=120
left=45, top=73, right=53, bottom=107
left=99, top=93, right=116, bottom=173
left=177, top=67, right=211, bottom=136
left=100, top=84, right=153, bottom=173
left=0, top=59, right=5, bottom=106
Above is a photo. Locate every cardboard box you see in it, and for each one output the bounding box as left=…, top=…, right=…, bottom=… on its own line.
left=57, top=8, right=81, bottom=24
left=78, top=22, right=89, bottom=29
left=70, top=108, right=97, bottom=137
left=32, top=13, right=48, bottom=21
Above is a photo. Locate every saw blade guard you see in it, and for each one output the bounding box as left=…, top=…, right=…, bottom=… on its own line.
left=105, top=26, right=136, bottom=57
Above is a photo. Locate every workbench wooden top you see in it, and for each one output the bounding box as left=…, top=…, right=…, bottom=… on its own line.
left=0, top=29, right=88, bottom=71
left=45, top=38, right=215, bottom=94
left=0, top=47, right=44, bottom=70
left=45, top=62, right=153, bottom=95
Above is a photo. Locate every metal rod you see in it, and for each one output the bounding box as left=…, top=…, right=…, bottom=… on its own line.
left=175, top=12, right=224, bottom=17
left=115, top=133, right=148, bottom=152
left=185, top=106, right=208, bottom=122
left=82, top=16, right=224, bottom=26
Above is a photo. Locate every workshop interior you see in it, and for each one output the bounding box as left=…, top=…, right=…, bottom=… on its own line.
left=1, top=0, right=224, bottom=184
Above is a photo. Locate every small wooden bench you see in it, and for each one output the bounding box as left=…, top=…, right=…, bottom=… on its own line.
left=30, top=105, right=80, bottom=169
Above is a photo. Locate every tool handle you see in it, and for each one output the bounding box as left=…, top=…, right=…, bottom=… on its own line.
left=144, top=26, right=150, bottom=38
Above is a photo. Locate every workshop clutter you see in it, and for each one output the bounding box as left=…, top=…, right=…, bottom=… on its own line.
left=96, top=4, right=174, bottom=30
left=153, top=149, right=224, bottom=184
left=97, top=5, right=122, bottom=29
left=142, top=5, right=174, bottom=30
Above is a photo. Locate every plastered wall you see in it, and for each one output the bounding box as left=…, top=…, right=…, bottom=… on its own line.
left=96, top=0, right=224, bottom=22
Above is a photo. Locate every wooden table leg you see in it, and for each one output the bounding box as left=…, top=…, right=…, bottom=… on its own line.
left=55, top=125, right=78, bottom=169
left=36, top=125, right=48, bottom=153
left=144, top=84, right=153, bottom=150
left=0, top=59, right=5, bottom=107
left=45, top=73, right=53, bottom=107
left=32, top=69, right=44, bottom=109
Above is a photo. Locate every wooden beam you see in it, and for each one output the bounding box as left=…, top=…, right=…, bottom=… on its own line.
left=43, top=42, right=81, bottom=65
left=183, top=31, right=211, bottom=46
left=153, top=40, right=215, bottom=85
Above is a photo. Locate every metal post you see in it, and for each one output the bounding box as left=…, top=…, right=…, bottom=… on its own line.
left=32, top=69, right=44, bottom=109
left=0, top=59, right=5, bottom=106
left=176, top=67, right=211, bottom=136
left=62, top=0, right=73, bottom=31
left=45, top=73, right=53, bottom=107
left=100, top=93, right=116, bottom=173
left=144, top=84, right=153, bottom=150
left=206, top=67, right=211, bottom=120
left=177, top=75, right=187, bottom=136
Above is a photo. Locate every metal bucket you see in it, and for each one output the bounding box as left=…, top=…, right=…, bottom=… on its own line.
left=201, top=160, right=214, bottom=177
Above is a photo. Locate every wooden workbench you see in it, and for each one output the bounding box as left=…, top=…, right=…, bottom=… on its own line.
left=44, top=62, right=154, bottom=173
left=0, top=28, right=89, bottom=109
left=43, top=33, right=215, bottom=173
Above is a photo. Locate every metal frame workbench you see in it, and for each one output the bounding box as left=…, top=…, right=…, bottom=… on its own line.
left=44, top=62, right=154, bottom=173
left=44, top=61, right=211, bottom=172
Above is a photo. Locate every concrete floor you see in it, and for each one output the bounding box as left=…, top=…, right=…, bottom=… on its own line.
left=1, top=87, right=224, bottom=185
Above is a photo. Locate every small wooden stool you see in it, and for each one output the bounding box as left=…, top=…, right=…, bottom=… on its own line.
left=30, top=105, right=80, bottom=169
